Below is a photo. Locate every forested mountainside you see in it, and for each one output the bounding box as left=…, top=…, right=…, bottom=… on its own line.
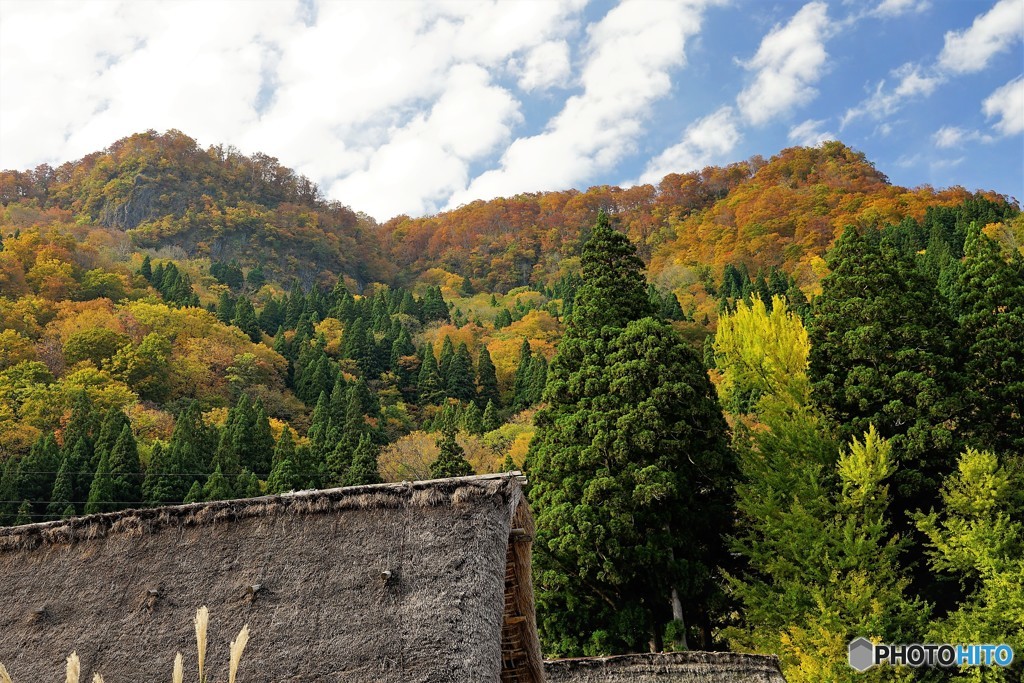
left=1, top=130, right=1022, bottom=681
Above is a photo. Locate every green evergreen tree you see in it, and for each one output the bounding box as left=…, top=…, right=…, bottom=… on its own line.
left=526, top=211, right=733, bottom=656
left=14, top=499, right=32, bottom=525
left=438, top=336, right=456, bottom=388
left=93, top=407, right=131, bottom=471
left=216, top=290, right=236, bottom=324
left=16, top=434, right=61, bottom=517
left=183, top=481, right=203, bottom=504
left=950, top=226, right=1024, bottom=455
left=461, top=401, right=484, bottom=435
left=267, top=454, right=303, bottom=494
left=526, top=353, right=547, bottom=405
left=139, top=254, right=153, bottom=282
left=232, top=296, right=261, bottom=342
left=447, top=342, right=476, bottom=402
left=808, top=225, right=961, bottom=520
left=482, top=399, right=502, bottom=432
left=343, top=434, right=383, bottom=486
left=272, top=428, right=297, bottom=468
left=46, top=456, right=75, bottom=519
left=202, top=464, right=233, bottom=501
left=417, top=344, right=444, bottom=405
left=84, top=448, right=115, bottom=514
left=142, top=442, right=175, bottom=506
left=512, top=339, right=534, bottom=411
left=476, top=345, right=500, bottom=408
left=107, top=424, right=142, bottom=508
left=429, top=427, right=474, bottom=479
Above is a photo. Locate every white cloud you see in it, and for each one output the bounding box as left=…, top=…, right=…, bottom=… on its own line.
left=932, top=125, right=994, bottom=148
left=983, top=76, right=1024, bottom=136
left=788, top=119, right=835, bottom=146
left=938, top=0, right=1023, bottom=75
left=737, top=2, right=831, bottom=125
left=840, top=62, right=943, bottom=127
left=449, top=0, right=717, bottom=207
left=639, top=107, right=740, bottom=183
left=514, top=41, right=573, bottom=91
left=329, top=64, right=521, bottom=217
left=870, top=0, right=930, bottom=18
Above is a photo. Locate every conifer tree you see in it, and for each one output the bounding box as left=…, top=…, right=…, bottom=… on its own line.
left=139, top=254, right=152, bottom=282
left=237, top=469, right=262, bottom=498
left=307, top=392, right=334, bottom=465
left=950, top=226, right=1024, bottom=454
left=216, top=291, right=236, bottom=324
left=512, top=339, right=534, bottom=411
left=476, top=346, right=500, bottom=408
left=272, top=427, right=297, bottom=468
left=808, top=225, right=960, bottom=518
left=84, top=448, right=115, bottom=514
left=142, top=442, right=174, bottom=506
left=461, top=401, right=484, bottom=435
left=183, top=481, right=203, bottom=504
left=93, top=407, right=130, bottom=471
left=14, top=500, right=32, bottom=525
left=526, top=211, right=734, bottom=656
left=438, top=336, right=455, bottom=388
left=343, top=434, right=383, bottom=486
left=447, top=342, right=476, bottom=403
left=429, top=427, right=474, bottom=479
left=107, top=424, right=142, bottom=507
left=202, top=464, right=233, bottom=501
left=232, top=297, right=261, bottom=342
left=417, top=344, right=444, bottom=405
left=46, top=457, right=75, bottom=519
left=482, top=400, right=501, bottom=432
left=16, top=434, right=61, bottom=517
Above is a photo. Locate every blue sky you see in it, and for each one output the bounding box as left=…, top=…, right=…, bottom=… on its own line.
left=0, top=0, right=1020, bottom=220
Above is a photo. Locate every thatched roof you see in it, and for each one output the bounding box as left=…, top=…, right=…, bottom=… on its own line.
left=0, top=472, right=543, bottom=683
left=544, top=652, right=787, bottom=683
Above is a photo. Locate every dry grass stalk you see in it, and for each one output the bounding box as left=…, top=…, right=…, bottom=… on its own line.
left=194, top=606, right=209, bottom=683
left=228, top=624, right=249, bottom=683
left=65, top=653, right=80, bottom=683
left=0, top=661, right=13, bottom=683
left=91, top=675, right=104, bottom=683
left=172, top=653, right=183, bottom=683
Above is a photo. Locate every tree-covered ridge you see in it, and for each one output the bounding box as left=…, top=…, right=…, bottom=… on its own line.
left=0, top=130, right=386, bottom=288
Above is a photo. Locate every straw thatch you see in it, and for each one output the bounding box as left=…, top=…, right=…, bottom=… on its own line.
left=544, top=652, right=787, bottom=683
left=0, top=472, right=543, bottom=683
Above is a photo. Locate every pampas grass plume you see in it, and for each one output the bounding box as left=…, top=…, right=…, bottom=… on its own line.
left=194, top=606, right=209, bottom=683
left=92, top=675, right=104, bottom=683
left=228, top=624, right=249, bottom=683
left=65, top=653, right=80, bottom=683
left=0, top=661, right=13, bottom=683
left=173, top=652, right=183, bottom=683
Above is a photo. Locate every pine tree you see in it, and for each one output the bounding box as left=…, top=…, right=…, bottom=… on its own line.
left=202, top=464, right=233, bottom=501
left=476, top=345, right=500, bottom=408
left=808, top=225, right=961, bottom=520
left=107, top=424, right=142, bottom=508
left=93, top=407, right=130, bottom=471
left=16, top=434, right=60, bottom=517
left=84, top=448, right=115, bottom=514
left=232, top=297, right=261, bottom=343
left=526, top=353, right=547, bottom=405
left=272, top=428, right=297, bottom=468
left=430, top=427, right=474, bottom=479
left=139, top=254, right=153, bottom=282
left=512, top=339, right=534, bottom=411
left=438, top=336, right=455, bottom=389
left=526, top=211, right=734, bottom=656
left=14, top=500, right=32, bottom=525
left=46, top=456, right=75, bottom=519
left=142, top=442, right=175, bottom=506
left=183, top=481, right=203, bottom=504
left=950, top=226, right=1024, bottom=454
left=343, top=434, right=383, bottom=486
left=447, top=342, right=476, bottom=402
left=482, top=400, right=501, bottom=432
left=216, top=291, right=236, bottom=324
left=417, top=344, right=444, bottom=405
left=461, top=401, right=484, bottom=435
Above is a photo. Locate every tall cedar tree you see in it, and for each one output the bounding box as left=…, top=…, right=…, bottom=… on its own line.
left=447, top=342, right=476, bottom=403
left=526, top=211, right=735, bottom=656
left=343, top=434, right=383, bottom=486
left=107, top=424, right=142, bottom=507
left=807, top=225, right=960, bottom=521
left=950, top=226, right=1024, bottom=455
left=476, top=345, right=500, bottom=408
left=430, top=427, right=474, bottom=479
